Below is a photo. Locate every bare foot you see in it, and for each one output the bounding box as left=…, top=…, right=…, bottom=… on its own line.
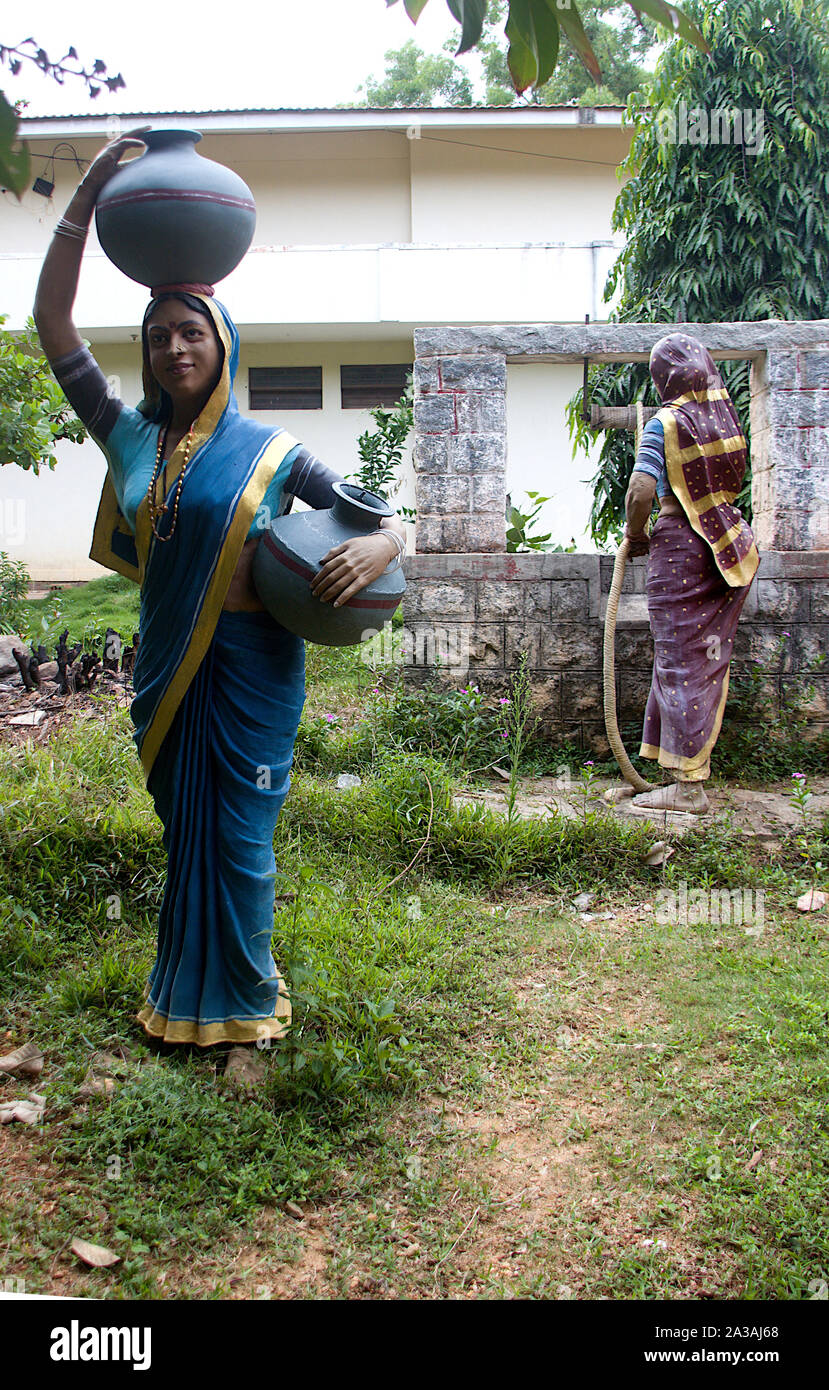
left=603, top=785, right=636, bottom=804
left=631, top=782, right=710, bottom=813
left=223, top=1045, right=267, bottom=1093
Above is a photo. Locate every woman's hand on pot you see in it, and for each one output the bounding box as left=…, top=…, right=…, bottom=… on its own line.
left=311, top=533, right=399, bottom=607
left=79, top=126, right=151, bottom=202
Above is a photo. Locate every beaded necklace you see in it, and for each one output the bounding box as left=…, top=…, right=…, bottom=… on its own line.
left=147, top=420, right=196, bottom=541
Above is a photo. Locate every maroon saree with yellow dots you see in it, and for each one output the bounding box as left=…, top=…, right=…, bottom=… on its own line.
left=639, top=335, right=760, bottom=781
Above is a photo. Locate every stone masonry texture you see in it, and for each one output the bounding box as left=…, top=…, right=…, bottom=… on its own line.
left=405, top=322, right=828, bottom=750
left=415, top=320, right=829, bottom=555
left=399, top=551, right=829, bottom=755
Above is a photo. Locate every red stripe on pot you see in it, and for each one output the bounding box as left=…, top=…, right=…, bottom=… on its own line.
left=99, top=188, right=255, bottom=212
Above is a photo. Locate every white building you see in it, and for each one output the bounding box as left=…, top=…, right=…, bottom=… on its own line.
left=1, top=106, right=630, bottom=581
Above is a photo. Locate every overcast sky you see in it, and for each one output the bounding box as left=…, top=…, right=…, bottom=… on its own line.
left=7, top=0, right=470, bottom=116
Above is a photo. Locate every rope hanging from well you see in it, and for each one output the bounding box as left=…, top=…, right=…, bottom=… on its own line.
left=602, top=400, right=652, bottom=792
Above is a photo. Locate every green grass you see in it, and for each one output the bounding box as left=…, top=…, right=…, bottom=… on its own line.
left=15, top=573, right=826, bottom=783
left=1, top=577, right=827, bottom=1299
left=20, top=574, right=142, bottom=652
left=1, top=695, right=827, bottom=1299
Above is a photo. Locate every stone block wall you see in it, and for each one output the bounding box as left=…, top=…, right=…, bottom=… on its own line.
left=402, top=321, right=828, bottom=751
left=400, top=550, right=828, bottom=753
left=750, top=350, right=829, bottom=550
left=413, top=353, right=507, bottom=553
left=413, top=319, right=829, bottom=556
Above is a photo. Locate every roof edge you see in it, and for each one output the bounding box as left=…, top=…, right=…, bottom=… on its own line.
left=18, top=105, right=629, bottom=139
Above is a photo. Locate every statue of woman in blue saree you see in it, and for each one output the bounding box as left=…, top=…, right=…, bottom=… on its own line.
left=33, top=129, right=407, bottom=1056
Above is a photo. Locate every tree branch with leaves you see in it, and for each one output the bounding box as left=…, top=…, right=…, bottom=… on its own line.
left=0, top=316, right=86, bottom=472
left=0, top=38, right=124, bottom=195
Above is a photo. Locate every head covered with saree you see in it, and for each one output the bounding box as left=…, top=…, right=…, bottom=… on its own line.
left=138, top=288, right=225, bottom=425
left=649, top=333, right=759, bottom=587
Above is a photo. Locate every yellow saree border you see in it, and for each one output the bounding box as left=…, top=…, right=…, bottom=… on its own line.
left=136, top=971, right=292, bottom=1046
left=658, top=408, right=759, bottom=588
left=670, top=387, right=729, bottom=407
left=673, top=434, right=747, bottom=466
left=137, top=427, right=299, bottom=780
left=640, top=669, right=731, bottom=782
left=89, top=474, right=140, bottom=582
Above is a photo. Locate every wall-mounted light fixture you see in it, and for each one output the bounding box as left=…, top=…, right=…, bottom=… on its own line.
left=32, top=142, right=87, bottom=199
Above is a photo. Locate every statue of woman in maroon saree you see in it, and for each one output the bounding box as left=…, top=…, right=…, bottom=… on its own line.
left=624, top=333, right=760, bottom=813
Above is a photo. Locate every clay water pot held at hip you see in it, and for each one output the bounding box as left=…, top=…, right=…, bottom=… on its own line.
left=95, top=128, right=256, bottom=288
left=252, top=483, right=406, bottom=647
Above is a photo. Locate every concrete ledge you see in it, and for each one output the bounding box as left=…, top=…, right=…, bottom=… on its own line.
left=404, top=551, right=603, bottom=616
left=754, top=551, right=829, bottom=578
left=414, top=320, right=829, bottom=361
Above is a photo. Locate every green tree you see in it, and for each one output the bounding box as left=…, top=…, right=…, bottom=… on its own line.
left=567, top=0, right=829, bottom=544
left=356, top=36, right=474, bottom=104
left=0, top=316, right=86, bottom=472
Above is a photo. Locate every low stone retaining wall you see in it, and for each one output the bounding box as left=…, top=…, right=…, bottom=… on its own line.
left=400, top=550, right=829, bottom=753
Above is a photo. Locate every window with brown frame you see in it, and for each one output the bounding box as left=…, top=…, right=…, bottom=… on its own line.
left=249, top=366, right=322, bottom=410
left=340, top=363, right=412, bottom=409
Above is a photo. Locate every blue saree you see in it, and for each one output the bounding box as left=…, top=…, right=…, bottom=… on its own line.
left=89, top=295, right=304, bottom=1044
left=140, top=608, right=303, bottom=1044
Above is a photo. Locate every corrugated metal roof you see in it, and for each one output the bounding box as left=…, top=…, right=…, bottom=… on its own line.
left=19, top=103, right=627, bottom=119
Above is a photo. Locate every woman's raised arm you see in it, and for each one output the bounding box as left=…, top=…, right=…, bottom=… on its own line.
left=33, top=128, right=149, bottom=362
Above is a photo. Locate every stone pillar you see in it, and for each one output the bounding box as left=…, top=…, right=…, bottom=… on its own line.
left=412, top=351, right=507, bottom=552
left=751, top=350, right=829, bottom=550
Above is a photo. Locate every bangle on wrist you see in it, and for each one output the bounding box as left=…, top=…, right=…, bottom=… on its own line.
left=54, top=217, right=89, bottom=242
left=382, top=530, right=405, bottom=559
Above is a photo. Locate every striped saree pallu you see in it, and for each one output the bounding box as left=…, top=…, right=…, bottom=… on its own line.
left=650, top=333, right=759, bottom=590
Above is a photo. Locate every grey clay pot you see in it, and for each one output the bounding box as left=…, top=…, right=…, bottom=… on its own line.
left=252, top=483, right=406, bottom=646
left=95, top=128, right=256, bottom=288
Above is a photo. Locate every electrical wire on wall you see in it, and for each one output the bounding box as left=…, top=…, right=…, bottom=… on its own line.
left=2, top=143, right=90, bottom=223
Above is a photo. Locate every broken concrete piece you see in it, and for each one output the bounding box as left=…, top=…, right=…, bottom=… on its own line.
left=796, top=889, right=826, bottom=912
left=644, top=841, right=675, bottom=867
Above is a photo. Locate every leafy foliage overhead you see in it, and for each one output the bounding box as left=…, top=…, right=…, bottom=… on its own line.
left=480, top=1, right=657, bottom=106
left=567, top=0, right=829, bottom=544
left=0, top=39, right=124, bottom=196
left=386, top=0, right=707, bottom=92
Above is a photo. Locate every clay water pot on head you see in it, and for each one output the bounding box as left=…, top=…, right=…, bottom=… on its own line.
left=95, top=128, right=256, bottom=288
left=252, top=483, right=406, bottom=646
